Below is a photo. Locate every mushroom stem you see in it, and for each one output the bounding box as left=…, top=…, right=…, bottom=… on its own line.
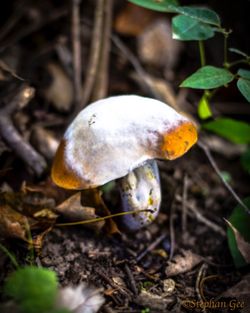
left=118, top=160, right=161, bottom=231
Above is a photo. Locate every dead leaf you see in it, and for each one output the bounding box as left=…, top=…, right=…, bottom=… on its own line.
left=22, top=180, right=70, bottom=205
left=45, top=62, right=73, bottom=112
left=225, top=219, right=250, bottom=264
left=31, top=126, right=59, bottom=161
left=114, top=3, right=157, bottom=36
left=33, top=209, right=58, bottom=220
left=136, top=289, right=174, bottom=311
left=137, top=18, right=182, bottom=72
left=0, top=204, right=27, bottom=240
left=165, top=250, right=203, bottom=277
left=55, top=192, right=105, bottom=231
left=32, top=226, right=53, bottom=251
left=56, top=283, right=105, bottom=313
left=0, top=60, right=24, bottom=81
left=1, top=188, right=57, bottom=231
left=81, top=189, right=120, bottom=235
left=163, top=279, right=175, bottom=295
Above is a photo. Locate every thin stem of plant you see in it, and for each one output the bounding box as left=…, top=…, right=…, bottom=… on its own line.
left=228, top=59, right=250, bottom=68
left=0, top=243, right=19, bottom=269
left=199, top=40, right=206, bottom=67
left=25, top=220, right=35, bottom=265
left=198, top=141, right=250, bottom=215
left=223, top=33, right=229, bottom=66
left=112, top=35, right=163, bottom=100
left=56, top=209, right=153, bottom=227
left=181, top=174, right=188, bottom=235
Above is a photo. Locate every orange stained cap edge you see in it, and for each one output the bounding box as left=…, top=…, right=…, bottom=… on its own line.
left=51, top=139, right=86, bottom=190
left=161, top=121, right=198, bottom=160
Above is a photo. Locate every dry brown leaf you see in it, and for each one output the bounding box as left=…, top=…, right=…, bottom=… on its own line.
left=22, top=180, right=70, bottom=205
left=81, top=189, right=120, bottom=235
left=0, top=204, right=27, bottom=240
left=1, top=187, right=57, bottom=229
left=165, top=250, right=203, bottom=277
left=114, top=3, right=157, bottom=36
left=55, top=192, right=105, bottom=231
left=163, top=279, right=175, bottom=295
left=0, top=60, right=24, bottom=81
left=136, top=289, right=174, bottom=311
left=137, top=18, right=182, bottom=72
left=31, top=126, right=59, bottom=161
left=45, top=62, right=73, bottom=112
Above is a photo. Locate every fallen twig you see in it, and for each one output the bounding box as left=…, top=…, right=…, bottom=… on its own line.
left=181, top=174, right=188, bottom=236
left=0, top=85, right=47, bottom=176
left=176, top=195, right=226, bottom=237
left=112, top=35, right=163, bottom=101
left=124, top=263, right=138, bottom=296
left=196, top=263, right=208, bottom=307
left=169, top=191, right=177, bottom=261
left=197, top=141, right=250, bottom=215
left=136, top=232, right=167, bottom=262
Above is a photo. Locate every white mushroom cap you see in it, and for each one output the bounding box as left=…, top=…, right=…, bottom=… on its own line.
left=52, top=95, right=197, bottom=189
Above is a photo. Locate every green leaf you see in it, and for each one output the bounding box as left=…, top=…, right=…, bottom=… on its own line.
left=229, top=48, right=248, bottom=58
left=4, top=266, right=58, bottom=313
left=241, top=148, right=250, bottom=174
left=227, top=197, right=250, bottom=268
left=203, top=118, right=250, bottom=144
left=180, top=66, right=234, bottom=89
left=175, top=6, right=220, bottom=26
left=237, top=78, right=250, bottom=102
left=238, top=69, right=250, bottom=80
left=198, top=94, right=213, bottom=119
left=172, top=15, right=215, bottom=41
left=128, top=0, right=179, bottom=12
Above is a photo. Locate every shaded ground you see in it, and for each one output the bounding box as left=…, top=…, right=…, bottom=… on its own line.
left=39, top=151, right=249, bottom=312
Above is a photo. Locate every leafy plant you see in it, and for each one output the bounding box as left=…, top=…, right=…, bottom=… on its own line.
left=2, top=266, right=105, bottom=313
left=4, top=267, right=59, bottom=313
left=128, top=0, right=250, bottom=173
left=227, top=198, right=250, bottom=268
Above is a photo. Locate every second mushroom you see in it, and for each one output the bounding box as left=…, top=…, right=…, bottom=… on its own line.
left=52, top=95, right=197, bottom=231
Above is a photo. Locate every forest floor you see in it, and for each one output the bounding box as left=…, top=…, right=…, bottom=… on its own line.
left=0, top=1, right=250, bottom=312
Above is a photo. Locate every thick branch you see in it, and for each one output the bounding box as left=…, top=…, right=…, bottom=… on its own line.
left=71, top=0, right=82, bottom=111
left=80, top=0, right=104, bottom=110
left=92, top=0, right=113, bottom=100
left=0, top=85, right=47, bottom=176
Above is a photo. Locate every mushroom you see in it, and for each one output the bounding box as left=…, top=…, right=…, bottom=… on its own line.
left=52, top=95, right=197, bottom=231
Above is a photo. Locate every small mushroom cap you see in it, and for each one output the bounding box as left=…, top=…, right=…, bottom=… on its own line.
left=52, top=95, right=197, bottom=189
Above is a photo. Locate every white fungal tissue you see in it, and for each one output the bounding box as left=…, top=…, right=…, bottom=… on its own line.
left=64, top=95, right=190, bottom=188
